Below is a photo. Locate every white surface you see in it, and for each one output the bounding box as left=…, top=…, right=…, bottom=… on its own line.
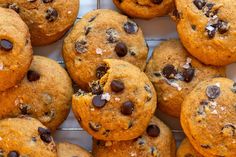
left=32, top=0, right=236, bottom=151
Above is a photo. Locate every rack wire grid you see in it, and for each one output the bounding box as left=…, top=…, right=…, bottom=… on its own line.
left=50, top=0, right=185, bottom=150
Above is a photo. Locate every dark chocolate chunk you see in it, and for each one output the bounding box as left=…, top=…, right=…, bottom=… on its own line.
left=106, top=28, right=118, bottom=43
left=217, top=20, right=229, bottom=34
left=96, top=64, right=108, bottom=79
left=205, top=25, right=216, bottom=39
left=124, top=21, right=138, bottom=34
left=183, top=68, right=195, bottom=83
left=162, top=64, right=177, bottom=79
left=75, top=40, right=87, bottom=54
left=193, top=0, right=206, bottom=10
left=146, top=125, right=160, bottom=137
left=90, top=81, right=103, bottom=95
left=38, top=127, right=52, bottom=143
left=206, top=85, right=220, bottom=99
left=27, top=70, right=40, bottom=82
left=45, top=7, right=58, bottom=22
left=92, top=95, right=106, bottom=108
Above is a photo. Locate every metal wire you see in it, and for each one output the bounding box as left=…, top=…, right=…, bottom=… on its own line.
left=57, top=0, right=184, bottom=135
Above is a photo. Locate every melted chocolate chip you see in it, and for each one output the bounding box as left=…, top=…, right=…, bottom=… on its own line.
left=90, top=81, right=103, bottom=95
left=92, top=95, right=106, bottom=108
left=151, top=0, right=163, bottom=4
left=206, top=85, right=220, bottom=99
left=45, top=8, right=58, bottom=22
left=7, top=151, right=19, bottom=157
left=75, top=40, right=87, bottom=54
left=162, top=64, right=177, bottom=79
left=115, top=42, right=128, bottom=57
left=38, top=127, right=52, bottom=143
left=121, top=101, right=134, bottom=115
left=89, top=122, right=101, bottom=132
left=217, top=20, right=229, bottom=34
left=27, top=70, right=40, bottom=82
left=96, top=64, right=108, bottom=79
left=146, top=125, right=160, bottom=137
left=193, top=0, right=206, bottom=10
left=110, top=80, right=124, bottom=92
left=8, top=3, right=20, bottom=13
left=42, top=0, right=53, bottom=3
left=106, top=28, right=119, bottom=43
left=124, top=21, right=138, bottom=34
left=0, top=39, right=13, bottom=51
left=183, top=68, right=195, bottom=83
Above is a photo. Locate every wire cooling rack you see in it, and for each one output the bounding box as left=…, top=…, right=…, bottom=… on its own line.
left=50, top=0, right=185, bottom=150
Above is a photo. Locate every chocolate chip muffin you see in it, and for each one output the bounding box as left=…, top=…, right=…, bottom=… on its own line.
left=177, top=138, right=202, bottom=157
left=92, top=117, right=176, bottom=157
left=113, top=0, right=174, bottom=19
left=72, top=59, right=157, bottom=141
left=175, top=0, right=236, bottom=66
left=181, top=78, right=236, bottom=157
left=63, top=9, right=148, bottom=90
left=0, top=0, right=79, bottom=46
left=0, top=117, right=56, bottom=157
left=145, top=39, right=225, bottom=117
left=57, top=142, right=92, bottom=157
left=0, top=55, right=73, bottom=131
left=0, top=7, right=32, bottom=92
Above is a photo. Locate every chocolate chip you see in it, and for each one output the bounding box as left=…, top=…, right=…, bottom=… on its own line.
left=184, top=153, right=194, bottom=157
left=183, top=68, right=195, bottom=83
left=27, top=70, right=40, bottom=82
left=162, top=64, right=177, bottom=79
left=115, top=42, right=128, bottom=57
left=231, top=83, right=236, bottom=93
left=38, top=127, right=52, bottom=143
left=0, top=39, right=13, bottom=51
left=92, top=95, right=106, bottom=108
left=146, top=125, right=160, bottom=137
left=90, top=81, right=103, bottom=95
left=217, top=20, right=229, bottom=34
left=121, top=101, right=134, bottom=115
left=153, top=72, right=161, bottom=77
left=42, top=0, right=53, bottom=3
left=45, top=7, right=58, bottom=22
left=124, top=21, right=138, bottom=34
left=96, top=64, right=108, bottom=79
left=191, top=25, right=196, bottom=30
left=19, top=104, right=31, bottom=115
left=206, top=85, right=220, bottom=99
left=75, top=40, right=87, bottom=54
left=106, top=28, right=119, bottom=43
left=89, top=121, right=101, bottom=132
left=7, top=151, right=19, bottom=157
left=8, top=3, right=20, bottom=13
left=205, top=25, right=216, bottom=39
left=110, top=80, right=124, bottom=92
left=151, top=0, right=163, bottom=4
left=193, top=0, right=206, bottom=10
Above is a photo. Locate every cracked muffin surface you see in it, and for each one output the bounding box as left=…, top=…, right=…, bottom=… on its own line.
left=72, top=59, right=157, bottom=141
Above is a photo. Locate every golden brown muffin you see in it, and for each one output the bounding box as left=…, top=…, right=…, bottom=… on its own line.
left=63, top=9, right=148, bottom=90
left=0, top=117, right=56, bottom=157
left=0, top=7, right=32, bottom=92
left=92, top=117, right=176, bottom=157
left=113, top=0, right=174, bottom=19
left=0, top=0, right=79, bottom=46
left=57, top=142, right=92, bottom=157
left=145, top=39, right=225, bottom=117
left=177, top=138, right=203, bottom=157
left=175, top=0, right=236, bottom=66
left=0, top=56, right=73, bottom=131
left=72, top=59, right=157, bottom=141
left=181, top=78, right=236, bottom=157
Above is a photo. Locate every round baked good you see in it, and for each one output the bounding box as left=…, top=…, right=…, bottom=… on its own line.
left=0, top=117, right=56, bottom=157
left=0, top=55, right=73, bottom=131
left=113, top=0, right=174, bottom=19
left=177, top=138, right=202, bottom=157
left=0, top=0, right=79, bottom=46
left=145, top=39, right=225, bottom=117
left=175, top=0, right=236, bottom=66
left=63, top=9, right=148, bottom=90
left=57, top=142, right=92, bottom=157
left=181, top=77, right=236, bottom=157
left=92, top=117, right=176, bottom=157
left=0, top=7, right=32, bottom=92
left=72, top=59, right=157, bottom=141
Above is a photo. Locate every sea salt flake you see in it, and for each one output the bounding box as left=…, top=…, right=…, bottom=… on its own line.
left=96, top=48, right=103, bottom=55
left=101, top=93, right=111, bottom=101
left=215, top=82, right=221, bottom=87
